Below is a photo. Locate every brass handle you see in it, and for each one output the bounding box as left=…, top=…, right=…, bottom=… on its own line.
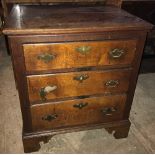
left=40, top=85, right=57, bottom=101
left=76, top=46, right=92, bottom=55
left=42, top=114, right=58, bottom=121
left=105, top=80, right=119, bottom=87
left=73, top=102, right=88, bottom=109
left=109, top=48, right=124, bottom=59
left=73, top=74, right=89, bottom=83
left=101, top=107, right=117, bottom=116
left=37, top=53, right=56, bottom=63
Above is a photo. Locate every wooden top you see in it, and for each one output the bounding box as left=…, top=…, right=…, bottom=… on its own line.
left=3, top=0, right=122, bottom=7
left=3, top=4, right=153, bottom=35
left=4, top=0, right=119, bottom=4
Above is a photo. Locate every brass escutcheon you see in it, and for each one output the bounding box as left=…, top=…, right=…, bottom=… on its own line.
left=76, top=46, right=92, bottom=55
left=73, top=102, right=88, bottom=109
left=73, top=74, right=89, bottom=83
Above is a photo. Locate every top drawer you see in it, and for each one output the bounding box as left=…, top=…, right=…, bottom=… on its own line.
left=23, top=39, right=137, bottom=72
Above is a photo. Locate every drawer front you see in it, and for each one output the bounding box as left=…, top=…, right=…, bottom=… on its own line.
left=31, top=95, right=126, bottom=132
left=23, top=40, right=137, bottom=72
left=27, top=69, right=131, bottom=103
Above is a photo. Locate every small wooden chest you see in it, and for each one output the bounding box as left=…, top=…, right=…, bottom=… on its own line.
left=3, top=1, right=153, bottom=152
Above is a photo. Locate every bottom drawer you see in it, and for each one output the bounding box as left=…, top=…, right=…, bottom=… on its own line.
left=31, top=95, right=126, bottom=132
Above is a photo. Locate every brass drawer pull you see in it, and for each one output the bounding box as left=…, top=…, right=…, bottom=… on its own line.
left=73, top=102, right=88, bottom=109
left=101, top=107, right=117, bottom=116
left=76, top=46, right=92, bottom=55
left=42, top=114, right=58, bottom=121
left=40, top=85, right=57, bottom=101
left=109, top=48, right=124, bottom=59
left=37, top=53, right=56, bottom=63
left=105, top=80, right=119, bottom=87
left=73, top=74, right=89, bottom=83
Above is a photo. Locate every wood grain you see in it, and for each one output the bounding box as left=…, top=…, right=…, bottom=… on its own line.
left=23, top=40, right=137, bottom=71
left=31, top=94, right=126, bottom=132
left=4, top=0, right=120, bottom=3
left=3, top=5, right=153, bottom=35
left=27, top=69, right=131, bottom=103
left=1, top=0, right=122, bottom=19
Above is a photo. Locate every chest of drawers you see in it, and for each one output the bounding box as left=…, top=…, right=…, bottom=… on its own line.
left=3, top=3, right=152, bottom=153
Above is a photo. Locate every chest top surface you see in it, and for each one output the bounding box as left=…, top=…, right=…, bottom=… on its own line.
left=3, top=4, right=152, bottom=35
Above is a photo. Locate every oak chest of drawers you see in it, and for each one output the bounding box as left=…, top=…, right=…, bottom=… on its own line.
left=3, top=1, right=152, bottom=153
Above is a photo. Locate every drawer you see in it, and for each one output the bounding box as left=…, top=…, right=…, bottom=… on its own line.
left=27, top=69, right=131, bottom=103
left=31, top=95, right=126, bottom=132
left=23, top=40, right=137, bottom=72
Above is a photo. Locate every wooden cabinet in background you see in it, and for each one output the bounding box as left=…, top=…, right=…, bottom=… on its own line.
left=122, top=0, right=155, bottom=73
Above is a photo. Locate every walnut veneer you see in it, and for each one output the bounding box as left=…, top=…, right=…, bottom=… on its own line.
left=3, top=2, right=153, bottom=153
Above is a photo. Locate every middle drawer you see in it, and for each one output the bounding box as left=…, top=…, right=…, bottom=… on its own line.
left=27, top=69, right=131, bottom=103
